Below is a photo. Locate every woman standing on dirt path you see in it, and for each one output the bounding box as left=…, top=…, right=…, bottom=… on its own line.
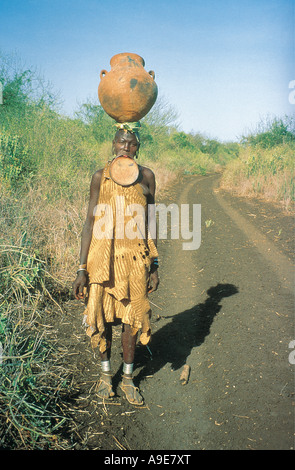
left=72, top=123, right=159, bottom=406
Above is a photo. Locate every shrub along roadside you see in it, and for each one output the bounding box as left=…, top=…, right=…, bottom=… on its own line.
left=0, top=131, right=36, bottom=188
left=220, top=117, right=295, bottom=211
left=0, top=243, right=75, bottom=449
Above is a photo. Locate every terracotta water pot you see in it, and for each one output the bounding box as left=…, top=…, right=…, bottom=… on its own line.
left=98, top=53, right=158, bottom=123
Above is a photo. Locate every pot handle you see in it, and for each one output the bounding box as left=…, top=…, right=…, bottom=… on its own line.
left=100, top=69, right=108, bottom=79
left=149, top=70, right=155, bottom=80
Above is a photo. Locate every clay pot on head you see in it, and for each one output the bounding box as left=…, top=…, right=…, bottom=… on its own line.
left=98, top=53, right=158, bottom=123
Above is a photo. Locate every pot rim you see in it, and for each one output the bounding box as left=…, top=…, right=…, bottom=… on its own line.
left=110, top=52, right=145, bottom=67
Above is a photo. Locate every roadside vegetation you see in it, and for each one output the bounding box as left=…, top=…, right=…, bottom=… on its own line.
left=0, top=52, right=293, bottom=449
left=220, top=116, right=295, bottom=211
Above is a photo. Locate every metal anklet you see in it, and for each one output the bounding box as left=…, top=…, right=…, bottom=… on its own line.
left=123, top=362, right=134, bottom=375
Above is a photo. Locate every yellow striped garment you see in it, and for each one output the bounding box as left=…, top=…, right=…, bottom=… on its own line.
left=83, top=162, right=158, bottom=352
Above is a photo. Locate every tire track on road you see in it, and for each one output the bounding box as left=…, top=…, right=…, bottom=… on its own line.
left=213, top=183, right=294, bottom=294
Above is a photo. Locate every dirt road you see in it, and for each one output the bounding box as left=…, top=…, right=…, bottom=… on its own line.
left=60, top=173, right=294, bottom=451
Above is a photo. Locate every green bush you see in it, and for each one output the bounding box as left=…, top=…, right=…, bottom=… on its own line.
left=241, top=116, right=295, bottom=149
left=0, top=131, right=36, bottom=187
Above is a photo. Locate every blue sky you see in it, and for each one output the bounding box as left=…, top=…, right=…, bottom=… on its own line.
left=0, top=0, right=294, bottom=141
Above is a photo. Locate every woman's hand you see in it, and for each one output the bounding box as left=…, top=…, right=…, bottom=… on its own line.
left=72, top=272, right=88, bottom=300
left=148, top=269, right=159, bottom=293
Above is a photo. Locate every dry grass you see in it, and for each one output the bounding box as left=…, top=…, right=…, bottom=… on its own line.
left=1, top=179, right=87, bottom=287
left=220, top=144, right=295, bottom=212
left=0, top=242, right=77, bottom=449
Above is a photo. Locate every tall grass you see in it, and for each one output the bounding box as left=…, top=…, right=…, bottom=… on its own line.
left=220, top=117, right=295, bottom=211
left=0, top=242, right=74, bottom=449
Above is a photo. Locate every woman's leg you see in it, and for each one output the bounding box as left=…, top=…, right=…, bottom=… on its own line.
left=96, top=323, right=115, bottom=398
left=121, top=323, right=137, bottom=365
left=120, top=323, right=143, bottom=405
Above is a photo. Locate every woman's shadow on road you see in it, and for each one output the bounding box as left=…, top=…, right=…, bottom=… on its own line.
left=134, top=283, right=239, bottom=382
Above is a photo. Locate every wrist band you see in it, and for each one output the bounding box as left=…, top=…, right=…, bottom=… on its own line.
left=152, top=257, right=159, bottom=266
left=77, top=268, right=88, bottom=274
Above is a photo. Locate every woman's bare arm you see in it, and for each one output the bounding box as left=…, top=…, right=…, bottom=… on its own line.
left=72, top=170, right=102, bottom=299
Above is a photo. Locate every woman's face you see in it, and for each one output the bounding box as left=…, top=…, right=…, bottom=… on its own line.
left=113, top=131, right=139, bottom=158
